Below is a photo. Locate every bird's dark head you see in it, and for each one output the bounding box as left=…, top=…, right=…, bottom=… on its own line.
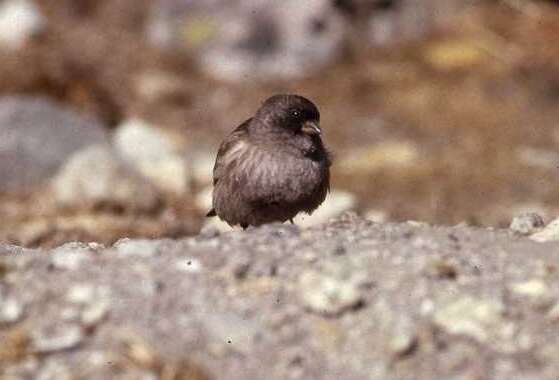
left=254, top=94, right=321, bottom=136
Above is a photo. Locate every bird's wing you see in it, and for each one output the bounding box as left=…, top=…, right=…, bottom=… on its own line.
left=212, top=118, right=252, bottom=186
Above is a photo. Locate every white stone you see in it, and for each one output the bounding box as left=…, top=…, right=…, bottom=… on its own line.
left=0, top=0, right=44, bottom=49
left=433, top=297, right=503, bottom=342
left=0, top=297, right=23, bottom=323
left=32, top=325, right=83, bottom=353
left=531, top=217, right=559, bottom=242
left=113, top=118, right=190, bottom=194
left=293, top=190, right=356, bottom=227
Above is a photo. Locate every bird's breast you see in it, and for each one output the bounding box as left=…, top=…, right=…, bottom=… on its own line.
left=237, top=145, right=327, bottom=204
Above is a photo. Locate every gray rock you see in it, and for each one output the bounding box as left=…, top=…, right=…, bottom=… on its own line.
left=51, top=145, right=161, bottom=212
left=4, top=217, right=559, bottom=379
left=0, top=96, right=107, bottom=193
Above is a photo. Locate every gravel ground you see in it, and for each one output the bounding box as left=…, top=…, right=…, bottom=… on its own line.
left=2, top=213, right=559, bottom=379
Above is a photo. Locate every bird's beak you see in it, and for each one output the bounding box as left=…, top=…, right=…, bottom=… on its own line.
left=301, top=120, right=321, bottom=136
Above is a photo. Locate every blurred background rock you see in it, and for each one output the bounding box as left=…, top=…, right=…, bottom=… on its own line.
left=1, top=0, right=559, bottom=246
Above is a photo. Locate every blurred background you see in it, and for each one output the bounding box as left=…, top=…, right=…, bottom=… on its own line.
left=1, top=0, right=559, bottom=246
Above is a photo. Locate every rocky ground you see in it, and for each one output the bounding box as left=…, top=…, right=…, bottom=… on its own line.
left=2, top=213, right=559, bottom=379
left=1, top=1, right=559, bottom=248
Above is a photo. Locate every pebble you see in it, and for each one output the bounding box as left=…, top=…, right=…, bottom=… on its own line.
left=81, top=301, right=110, bottom=328
left=66, top=285, right=96, bottom=304
left=364, top=209, right=388, bottom=223
left=388, top=328, right=417, bottom=358
left=298, top=269, right=364, bottom=316
left=510, top=280, right=552, bottom=308
left=32, top=325, right=84, bottom=353
left=530, top=218, right=559, bottom=242
left=0, top=297, right=24, bottom=323
left=433, top=296, right=503, bottom=343
left=51, top=144, right=161, bottom=212
left=510, top=213, right=545, bottom=235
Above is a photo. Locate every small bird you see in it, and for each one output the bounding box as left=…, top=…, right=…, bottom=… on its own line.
left=207, top=94, right=331, bottom=229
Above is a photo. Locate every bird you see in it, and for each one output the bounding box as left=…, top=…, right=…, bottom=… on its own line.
left=206, top=94, right=331, bottom=229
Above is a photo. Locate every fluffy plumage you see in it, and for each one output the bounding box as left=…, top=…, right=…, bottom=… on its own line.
left=207, top=94, right=331, bottom=229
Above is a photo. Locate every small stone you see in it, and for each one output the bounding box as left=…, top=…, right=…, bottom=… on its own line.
left=81, top=301, right=110, bottom=328
left=388, top=329, right=417, bottom=358
left=0, top=297, right=24, bottom=323
left=428, top=259, right=458, bottom=280
left=433, top=296, right=503, bottom=343
left=32, top=325, right=83, bottom=353
left=510, top=213, right=545, bottom=235
left=51, top=145, right=161, bottom=212
left=114, top=239, right=161, bottom=257
left=531, top=218, right=559, bottom=242
left=298, top=269, right=363, bottom=316
left=66, top=285, right=96, bottom=304
left=51, top=243, right=92, bottom=270
left=510, top=280, right=552, bottom=307
left=0, top=0, right=44, bottom=49
left=113, top=118, right=190, bottom=194
left=364, top=209, right=388, bottom=223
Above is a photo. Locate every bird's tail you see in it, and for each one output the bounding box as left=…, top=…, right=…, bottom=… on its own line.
left=206, top=209, right=216, bottom=217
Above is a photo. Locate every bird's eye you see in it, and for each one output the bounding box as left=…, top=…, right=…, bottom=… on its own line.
left=291, top=110, right=300, bottom=118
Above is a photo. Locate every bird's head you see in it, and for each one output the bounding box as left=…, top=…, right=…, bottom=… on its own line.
left=255, top=94, right=321, bottom=137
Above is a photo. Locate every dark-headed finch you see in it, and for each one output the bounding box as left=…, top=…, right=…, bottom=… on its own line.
left=207, top=94, right=331, bottom=229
